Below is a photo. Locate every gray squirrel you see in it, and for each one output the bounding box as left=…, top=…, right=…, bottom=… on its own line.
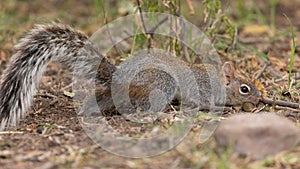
left=0, top=24, right=261, bottom=129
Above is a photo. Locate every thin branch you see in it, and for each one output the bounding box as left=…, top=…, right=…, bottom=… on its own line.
left=294, top=73, right=300, bottom=80
left=136, top=0, right=152, bottom=50
left=275, top=105, right=300, bottom=113
left=181, top=16, right=190, bottom=62
left=101, top=0, right=122, bottom=56
left=231, top=26, right=238, bottom=50
left=148, top=16, right=169, bottom=33
left=255, top=60, right=270, bottom=79
left=0, top=131, right=24, bottom=134
left=268, top=66, right=283, bottom=79
left=169, top=12, right=173, bottom=53
left=262, top=97, right=300, bottom=109
left=199, top=105, right=233, bottom=112
left=186, top=0, right=195, bottom=15
left=136, top=0, right=148, bottom=33
left=36, top=93, right=57, bottom=99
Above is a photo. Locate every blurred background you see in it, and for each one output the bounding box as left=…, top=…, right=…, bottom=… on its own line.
left=0, top=1, right=300, bottom=169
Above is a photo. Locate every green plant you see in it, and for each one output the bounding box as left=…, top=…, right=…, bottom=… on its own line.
left=237, top=43, right=269, bottom=61
left=202, top=0, right=236, bottom=52
left=235, top=0, right=267, bottom=28
left=270, top=0, right=279, bottom=35
left=283, top=14, right=296, bottom=89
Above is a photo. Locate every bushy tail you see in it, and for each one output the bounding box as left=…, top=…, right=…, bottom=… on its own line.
left=0, top=24, right=114, bottom=129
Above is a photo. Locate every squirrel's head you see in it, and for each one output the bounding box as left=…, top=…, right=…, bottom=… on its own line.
left=222, top=62, right=261, bottom=110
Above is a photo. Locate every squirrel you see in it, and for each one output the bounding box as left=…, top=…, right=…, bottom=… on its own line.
left=0, top=24, right=262, bottom=130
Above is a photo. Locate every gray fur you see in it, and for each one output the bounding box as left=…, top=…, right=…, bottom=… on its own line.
left=0, top=24, right=114, bottom=130
left=0, top=24, right=261, bottom=130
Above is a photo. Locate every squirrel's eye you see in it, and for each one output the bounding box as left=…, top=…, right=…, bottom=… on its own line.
left=239, top=84, right=251, bottom=95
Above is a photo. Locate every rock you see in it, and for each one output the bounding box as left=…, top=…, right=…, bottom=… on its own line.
left=214, top=112, right=300, bottom=160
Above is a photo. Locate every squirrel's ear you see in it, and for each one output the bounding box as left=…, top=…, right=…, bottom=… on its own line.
left=222, top=62, right=235, bottom=85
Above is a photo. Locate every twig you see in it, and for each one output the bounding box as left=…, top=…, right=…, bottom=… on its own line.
left=136, top=0, right=148, bottom=33
left=253, top=104, right=266, bottom=113
left=294, top=73, right=300, bottom=80
left=268, top=66, right=283, bottom=79
left=262, top=97, right=300, bottom=109
left=255, top=60, right=270, bottom=79
left=274, top=74, right=288, bottom=83
left=61, top=82, right=73, bottom=90
left=36, top=93, right=57, bottom=99
left=136, top=0, right=152, bottom=50
left=100, top=0, right=122, bottom=57
left=275, top=105, right=300, bottom=113
left=186, top=0, right=194, bottom=15
left=199, top=106, right=233, bottom=112
left=231, top=26, right=238, bottom=50
left=169, top=13, right=173, bottom=53
left=180, top=16, right=190, bottom=62
left=0, top=131, right=24, bottom=134
left=148, top=16, right=169, bottom=33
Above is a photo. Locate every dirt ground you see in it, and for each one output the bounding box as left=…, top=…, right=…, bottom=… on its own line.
left=0, top=0, right=300, bottom=169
